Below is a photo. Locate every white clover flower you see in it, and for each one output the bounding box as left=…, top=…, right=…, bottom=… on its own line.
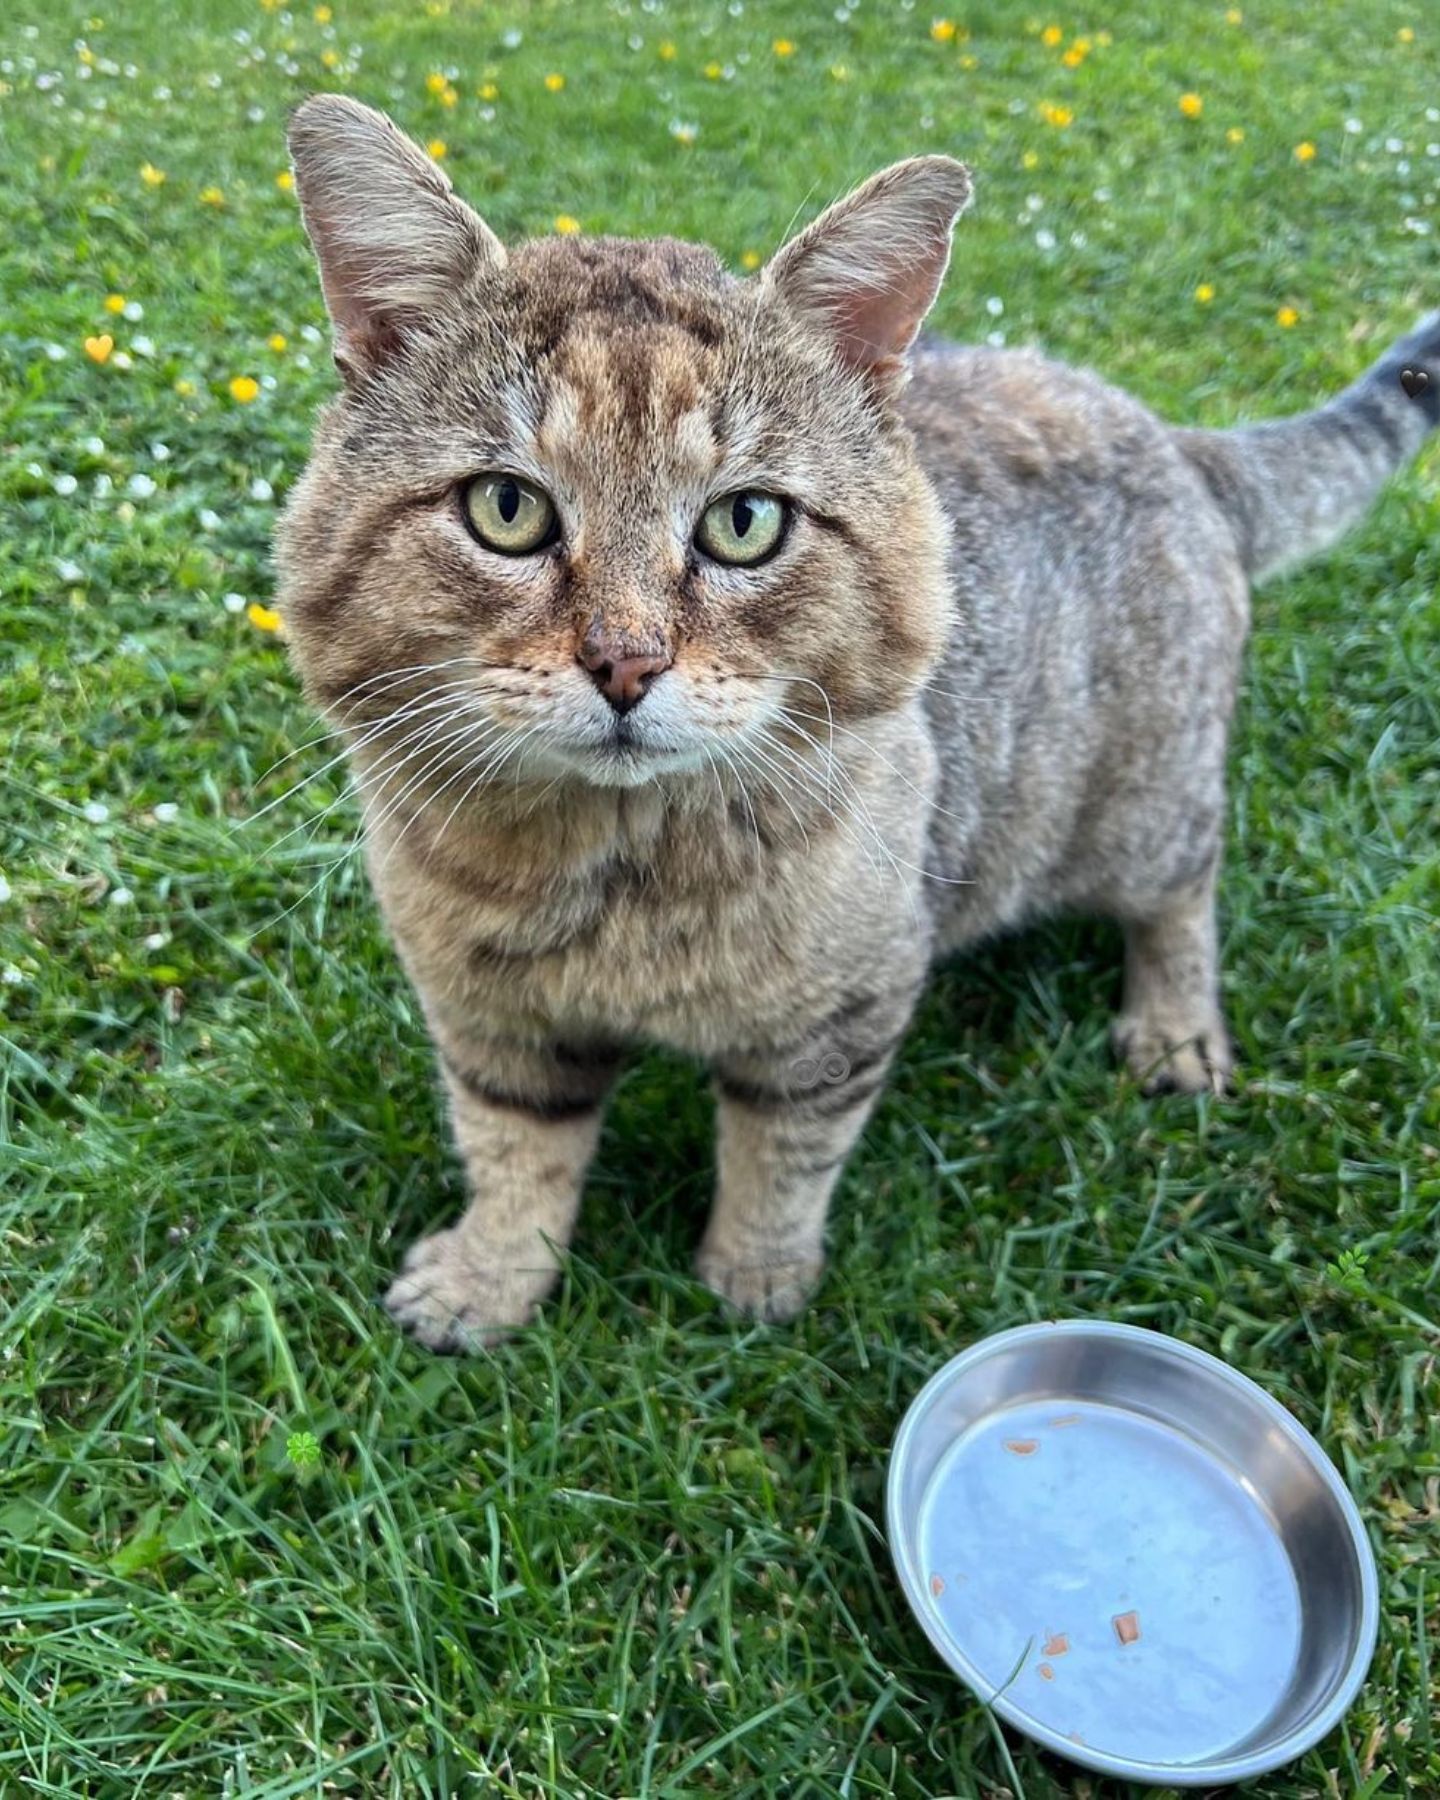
left=109, top=886, right=134, bottom=907
left=55, top=558, right=84, bottom=582
left=82, top=434, right=104, bottom=455
left=150, top=442, right=170, bottom=461
left=223, top=592, right=247, bottom=613
left=122, top=299, right=143, bottom=321
left=1035, top=228, right=1057, bottom=250
left=44, top=342, right=67, bottom=361
left=986, top=330, right=1006, bottom=348
left=199, top=508, right=222, bottom=531
left=83, top=800, right=109, bottom=823
left=110, top=351, right=132, bottom=370
left=249, top=477, right=274, bottom=502
left=986, top=296, right=1004, bottom=317
left=0, top=874, right=11, bottom=903
left=128, top=473, right=157, bottom=499
left=131, top=335, right=155, bottom=358
left=52, top=473, right=78, bottom=497
left=1, top=965, right=23, bottom=986
left=153, top=802, right=179, bottom=823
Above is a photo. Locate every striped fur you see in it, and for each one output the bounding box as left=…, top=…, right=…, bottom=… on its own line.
left=276, top=96, right=1438, bottom=1349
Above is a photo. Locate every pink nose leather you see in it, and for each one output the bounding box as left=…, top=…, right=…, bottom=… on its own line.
left=578, top=643, right=673, bottom=715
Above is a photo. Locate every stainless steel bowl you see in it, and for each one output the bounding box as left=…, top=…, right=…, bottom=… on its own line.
left=886, top=1321, right=1378, bottom=1786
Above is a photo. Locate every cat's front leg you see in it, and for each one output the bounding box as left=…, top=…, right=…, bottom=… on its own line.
left=696, top=991, right=918, bottom=1323
left=384, top=1033, right=621, bottom=1352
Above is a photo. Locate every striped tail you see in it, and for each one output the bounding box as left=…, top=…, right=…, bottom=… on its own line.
left=1175, top=311, right=1440, bottom=582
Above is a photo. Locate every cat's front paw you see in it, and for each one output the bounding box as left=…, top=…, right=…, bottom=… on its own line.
left=383, top=1226, right=556, bottom=1353
left=1112, top=1011, right=1233, bottom=1096
left=694, top=1241, right=825, bottom=1324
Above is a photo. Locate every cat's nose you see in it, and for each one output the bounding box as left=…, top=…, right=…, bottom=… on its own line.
left=578, top=640, right=674, bottom=715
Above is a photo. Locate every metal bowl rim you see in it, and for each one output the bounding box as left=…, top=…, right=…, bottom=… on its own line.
left=885, top=1319, right=1380, bottom=1786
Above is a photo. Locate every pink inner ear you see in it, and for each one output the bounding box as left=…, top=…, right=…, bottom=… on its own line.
left=828, top=239, right=951, bottom=369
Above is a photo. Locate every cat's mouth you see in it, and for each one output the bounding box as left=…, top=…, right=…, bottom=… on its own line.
left=543, top=723, right=712, bottom=788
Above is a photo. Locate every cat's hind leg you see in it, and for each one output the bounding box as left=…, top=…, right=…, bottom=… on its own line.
left=1110, top=861, right=1233, bottom=1095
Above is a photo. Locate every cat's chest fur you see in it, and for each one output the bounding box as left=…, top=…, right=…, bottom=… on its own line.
left=363, top=747, right=935, bottom=1059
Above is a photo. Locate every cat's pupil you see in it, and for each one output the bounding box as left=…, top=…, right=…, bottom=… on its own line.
left=498, top=480, right=520, bottom=524
left=731, top=496, right=754, bottom=539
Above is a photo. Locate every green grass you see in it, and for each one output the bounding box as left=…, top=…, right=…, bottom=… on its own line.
left=2, top=0, right=1438, bottom=1793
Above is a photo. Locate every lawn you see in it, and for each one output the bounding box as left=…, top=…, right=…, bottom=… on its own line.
left=1, top=0, right=1437, bottom=1793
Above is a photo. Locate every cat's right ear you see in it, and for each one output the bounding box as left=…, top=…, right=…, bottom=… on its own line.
left=286, top=94, right=506, bottom=382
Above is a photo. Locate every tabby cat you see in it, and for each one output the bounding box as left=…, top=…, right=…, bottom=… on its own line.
left=276, top=94, right=1439, bottom=1351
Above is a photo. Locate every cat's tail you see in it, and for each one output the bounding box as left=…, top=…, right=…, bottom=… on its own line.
left=1174, top=311, right=1440, bottom=583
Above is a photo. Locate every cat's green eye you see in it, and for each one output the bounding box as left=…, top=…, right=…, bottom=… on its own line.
left=696, top=491, right=787, bottom=567
left=462, top=474, right=558, bottom=555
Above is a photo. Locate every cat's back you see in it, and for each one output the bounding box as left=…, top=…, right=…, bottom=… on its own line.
left=901, top=335, right=1191, bottom=523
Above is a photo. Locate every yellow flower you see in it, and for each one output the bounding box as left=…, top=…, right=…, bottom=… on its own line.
left=773, top=38, right=795, bottom=56
left=1178, top=93, right=1203, bottom=119
left=1276, top=306, right=1299, bottom=328
left=140, top=162, right=167, bottom=187
left=78, top=46, right=96, bottom=64
left=174, top=377, right=196, bottom=396
left=1095, top=28, right=1112, bottom=44
left=658, top=40, right=676, bottom=60
left=959, top=52, right=978, bottom=67
left=276, top=168, right=294, bottom=190
left=1062, top=45, right=1085, bottom=66
left=314, top=2, right=332, bottom=17
left=247, top=603, right=283, bottom=633
left=1294, top=141, right=1316, bottom=162
left=704, top=60, right=723, bottom=79
left=104, top=293, right=126, bottom=314
left=829, top=62, right=850, bottom=80
left=931, top=19, right=957, bottom=41
left=478, top=82, right=498, bottom=100
left=320, top=47, right=340, bottom=69
left=1022, top=148, right=1040, bottom=169
left=1041, top=24, right=1063, bottom=46
left=1226, top=126, right=1245, bottom=144
left=440, top=84, right=458, bottom=106
left=199, top=185, right=225, bottom=207
left=268, top=332, right=288, bottom=352
left=554, top=214, right=581, bottom=235
left=1195, top=283, right=1215, bottom=303
left=229, top=374, right=260, bottom=402
left=544, top=71, right=565, bottom=91
left=1039, top=101, right=1073, bottom=127
left=740, top=249, right=761, bottom=270
left=84, top=333, right=114, bottom=364
left=425, top=71, right=448, bottom=94
left=1397, top=25, right=1414, bottom=43
left=427, top=139, right=447, bottom=159
left=1225, top=6, right=1242, bottom=20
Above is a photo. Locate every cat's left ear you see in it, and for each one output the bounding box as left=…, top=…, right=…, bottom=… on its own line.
left=761, top=156, right=972, bottom=393
left=287, top=93, right=507, bottom=381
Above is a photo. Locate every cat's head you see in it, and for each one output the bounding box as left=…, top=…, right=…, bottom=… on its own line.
left=275, top=96, right=970, bottom=795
